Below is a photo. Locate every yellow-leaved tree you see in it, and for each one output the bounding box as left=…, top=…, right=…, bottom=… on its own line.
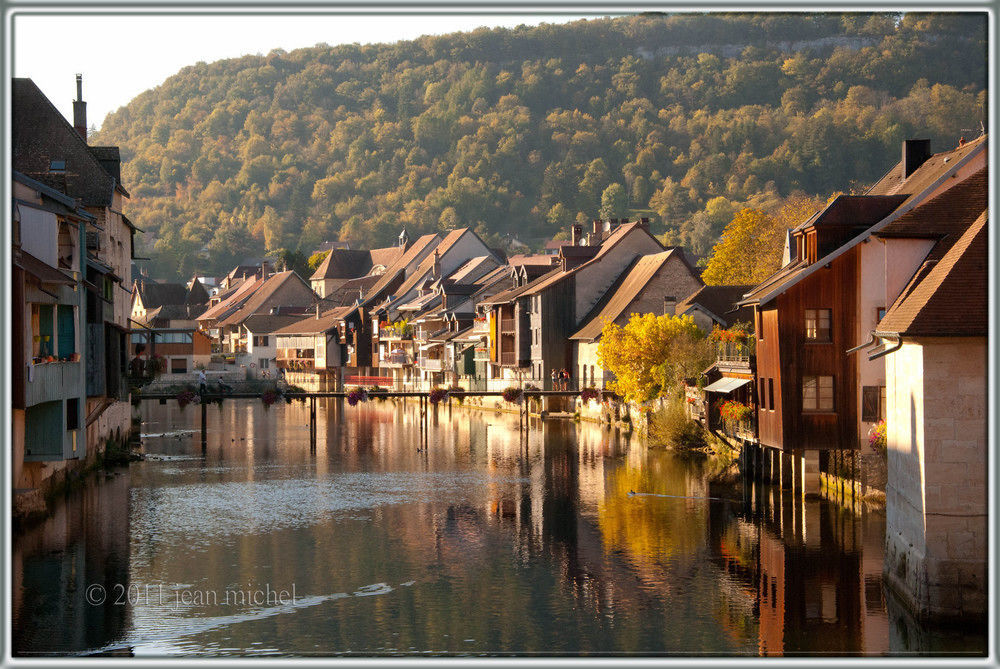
left=700, top=208, right=784, bottom=285
left=701, top=194, right=826, bottom=285
left=597, top=313, right=712, bottom=404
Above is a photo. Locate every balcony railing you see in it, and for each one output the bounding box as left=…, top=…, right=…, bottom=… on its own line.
left=381, top=351, right=414, bottom=367
left=716, top=340, right=755, bottom=363
left=379, top=325, right=413, bottom=340
left=418, top=358, right=443, bottom=371
left=276, top=358, right=315, bottom=371
left=474, top=346, right=490, bottom=362
left=500, top=318, right=516, bottom=333
left=500, top=351, right=516, bottom=365
left=472, top=318, right=489, bottom=334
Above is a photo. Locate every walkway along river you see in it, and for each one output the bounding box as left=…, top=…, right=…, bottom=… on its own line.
left=12, top=399, right=986, bottom=656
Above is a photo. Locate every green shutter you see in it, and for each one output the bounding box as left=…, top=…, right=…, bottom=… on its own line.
left=58, top=305, right=75, bottom=356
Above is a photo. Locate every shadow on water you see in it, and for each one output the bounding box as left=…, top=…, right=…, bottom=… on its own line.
left=11, top=398, right=985, bottom=656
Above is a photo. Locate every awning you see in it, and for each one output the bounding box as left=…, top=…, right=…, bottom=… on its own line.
left=16, top=250, right=76, bottom=285
left=703, top=377, right=751, bottom=393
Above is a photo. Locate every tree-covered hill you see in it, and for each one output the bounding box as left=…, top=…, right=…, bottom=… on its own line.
left=90, top=12, right=987, bottom=279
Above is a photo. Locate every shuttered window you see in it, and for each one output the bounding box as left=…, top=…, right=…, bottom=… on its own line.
left=862, top=386, right=880, bottom=422
left=804, top=309, right=832, bottom=341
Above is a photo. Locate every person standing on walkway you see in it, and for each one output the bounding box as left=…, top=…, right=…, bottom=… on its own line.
left=559, top=368, right=570, bottom=390
left=550, top=368, right=558, bottom=391
left=198, top=369, right=207, bottom=395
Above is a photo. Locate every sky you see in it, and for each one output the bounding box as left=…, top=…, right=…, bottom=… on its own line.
left=12, top=12, right=599, bottom=131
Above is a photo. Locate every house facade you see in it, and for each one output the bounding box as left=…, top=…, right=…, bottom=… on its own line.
left=12, top=77, right=136, bottom=488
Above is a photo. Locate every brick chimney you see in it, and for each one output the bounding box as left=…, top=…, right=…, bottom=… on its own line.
left=571, top=224, right=582, bottom=246
left=73, top=74, right=87, bottom=140
left=259, top=260, right=271, bottom=278
left=902, top=139, right=932, bottom=179
left=639, top=217, right=650, bottom=232
left=433, top=249, right=440, bottom=279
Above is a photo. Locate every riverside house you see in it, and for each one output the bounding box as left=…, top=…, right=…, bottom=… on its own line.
left=869, top=171, right=988, bottom=622
left=569, top=248, right=703, bottom=390
left=13, top=76, right=136, bottom=478
left=129, top=276, right=210, bottom=375
left=737, top=137, right=986, bottom=495
left=11, top=171, right=89, bottom=502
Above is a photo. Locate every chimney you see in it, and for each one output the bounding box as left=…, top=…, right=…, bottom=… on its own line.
left=73, top=74, right=87, bottom=140
left=433, top=249, right=440, bottom=279
left=315, top=302, right=321, bottom=319
left=571, top=224, right=582, bottom=246
left=902, top=139, right=932, bottom=179
left=260, top=260, right=271, bottom=278
left=592, top=219, right=601, bottom=235
left=663, top=296, right=677, bottom=316
left=639, top=217, right=650, bottom=231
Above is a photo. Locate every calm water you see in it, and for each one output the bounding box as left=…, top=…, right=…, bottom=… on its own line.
left=12, top=399, right=986, bottom=656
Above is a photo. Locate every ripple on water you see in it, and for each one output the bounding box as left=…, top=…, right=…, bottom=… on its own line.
left=129, top=471, right=527, bottom=552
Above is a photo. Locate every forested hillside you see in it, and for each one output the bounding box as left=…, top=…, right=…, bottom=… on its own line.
left=91, top=12, right=987, bottom=279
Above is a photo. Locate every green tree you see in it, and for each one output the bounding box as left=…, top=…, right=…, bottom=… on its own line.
left=599, top=183, right=628, bottom=219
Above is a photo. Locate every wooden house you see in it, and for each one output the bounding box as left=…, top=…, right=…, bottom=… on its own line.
left=739, top=137, right=986, bottom=468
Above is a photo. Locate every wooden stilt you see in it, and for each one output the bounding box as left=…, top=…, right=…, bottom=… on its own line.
left=201, top=400, right=207, bottom=452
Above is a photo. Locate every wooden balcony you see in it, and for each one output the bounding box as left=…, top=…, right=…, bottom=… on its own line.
left=419, top=358, right=443, bottom=371
left=276, top=357, right=315, bottom=371
left=500, top=318, right=516, bottom=333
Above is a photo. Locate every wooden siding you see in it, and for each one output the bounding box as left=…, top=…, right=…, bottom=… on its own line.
left=756, top=247, right=860, bottom=451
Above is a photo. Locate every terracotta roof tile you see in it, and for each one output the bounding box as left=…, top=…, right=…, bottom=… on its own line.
left=877, top=211, right=987, bottom=337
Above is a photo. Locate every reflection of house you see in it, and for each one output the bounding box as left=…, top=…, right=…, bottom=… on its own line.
left=13, top=76, right=136, bottom=488
left=12, top=172, right=89, bottom=495
left=569, top=249, right=702, bottom=390
left=876, top=190, right=987, bottom=621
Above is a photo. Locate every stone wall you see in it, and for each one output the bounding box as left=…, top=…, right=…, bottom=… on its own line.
left=884, top=338, right=987, bottom=621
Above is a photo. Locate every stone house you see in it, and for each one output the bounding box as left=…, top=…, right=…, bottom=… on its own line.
left=872, top=188, right=987, bottom=622
left=569, top=249, right=703, bottom=390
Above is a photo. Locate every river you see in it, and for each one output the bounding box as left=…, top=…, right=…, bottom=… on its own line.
left=11, top=399, right=986, bottom=656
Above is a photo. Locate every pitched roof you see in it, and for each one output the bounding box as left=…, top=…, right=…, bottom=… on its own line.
left=309, top=249, right=374, bottom=281
left=447, top=255, right=500, bottom=284
left=272, top=306, right=354, bottom=335
left=867, top=135, right=987, bottom=204
left=740, top=141, right=986, bottom=307
left=135, top=281, right=190, bottom=308
left=570, top=250, right=691, bottom=342
left=196, top=275, right=265, bottom=321
left=389, top=228, right=484, bottom=299
left=363, top=233, right=441, bottom=302
left=675, top=284, right=754, bottom=327
left=877, top=211, right=986, bottom=337
left=241, top=314, right=308, bottom=334
left=216, top=271, right=314, bottom=328
left=12, top=78, right=128, bottom=207
left=477, top=268, right=561, bottom=306
left=368, top=245, right=404, bottom=269
left=873, top=168, right=987, bottom=241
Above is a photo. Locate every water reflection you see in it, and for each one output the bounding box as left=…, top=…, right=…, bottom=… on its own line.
left=11, top=399, right=984, bottom=656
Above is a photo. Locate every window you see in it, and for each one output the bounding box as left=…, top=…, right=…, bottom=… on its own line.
left=804, top=309, right=832, bottom=341
left=876, top=306, right=886, bottom=323
left=131, top=332, right=148, bottom=345
left=759, top=378, right=767, bottom=410
left=768, top=378, right=775, bottom=411
left=880, top=386, right=886, bottom=421
left=156, top=332, right=193, bottom=344
left=259, top=358, right=270, bottom=369
left=49, top=160, right=66, bottom=172
left=171, top=358, right=187, bottom=374
left=803, top=375, right=834, bottom=412
left=253, top=335, right=269, bottom=347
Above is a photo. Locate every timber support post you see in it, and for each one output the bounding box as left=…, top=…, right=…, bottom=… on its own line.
left=201, top=400, right=207, bottom=452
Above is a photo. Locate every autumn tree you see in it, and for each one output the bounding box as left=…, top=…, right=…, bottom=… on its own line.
left=597, top=313, right=712, bottom=404
left=700, top=209, right=785, bottom=285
